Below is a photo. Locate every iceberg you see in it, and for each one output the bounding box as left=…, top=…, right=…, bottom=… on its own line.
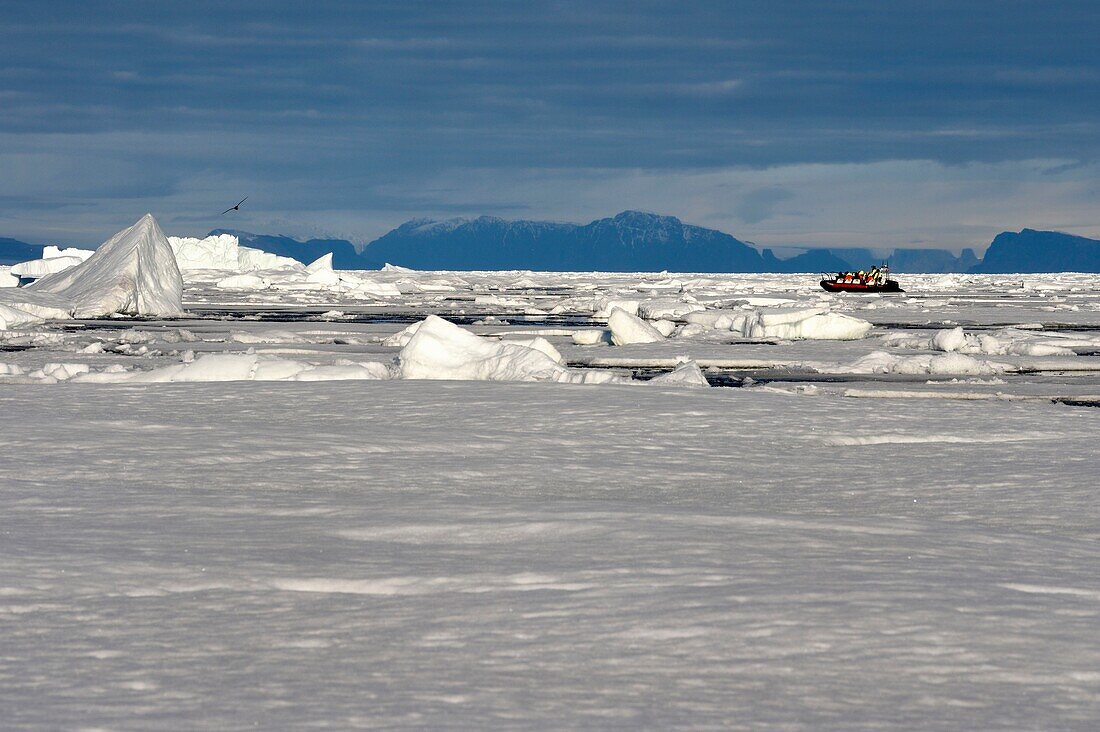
left=304, top=253, right=343, bottom=286
left=10, top=255, right=85, bottom=279
left=169, top=233, right=302, bottom=272
left=0, top=214, right=184, bottom=322
left=43, top=245, right=96, bottom=262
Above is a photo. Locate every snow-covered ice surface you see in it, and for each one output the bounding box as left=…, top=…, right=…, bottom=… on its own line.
left=3, top=267, right=1100, bottom=728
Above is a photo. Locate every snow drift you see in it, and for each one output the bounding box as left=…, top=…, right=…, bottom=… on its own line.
left=0, top=214, right=184, bottom=323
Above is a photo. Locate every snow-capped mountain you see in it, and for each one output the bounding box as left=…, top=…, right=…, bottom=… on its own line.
left=359, top=211, right=768, bottom=272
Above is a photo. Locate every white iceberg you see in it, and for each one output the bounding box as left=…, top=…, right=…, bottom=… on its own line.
left=572, top=329, right=613, bottom=345
left=304, top=253, right=343, bottom=286
left=10, top=255, right=85, bottom=279
left=43, top=245, right=96, bottom=262
left=169, top=233, right=302, bottom=272
left=0, top=214, right=184, bottom=321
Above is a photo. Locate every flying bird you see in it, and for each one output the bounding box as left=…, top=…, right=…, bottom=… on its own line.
left=220, top=197, right=248, bottom=215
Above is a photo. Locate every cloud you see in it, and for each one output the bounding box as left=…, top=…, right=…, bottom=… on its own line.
left=734, top=187, right=795, bottom=224
left=0, top=2, right=1098, bottom=245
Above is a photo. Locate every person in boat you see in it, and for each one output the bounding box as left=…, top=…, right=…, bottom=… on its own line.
left=868, top=266, right=880, bottom=285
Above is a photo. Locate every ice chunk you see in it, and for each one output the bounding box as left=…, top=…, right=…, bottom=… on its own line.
left=682, top=307, right=869, bottom=341
left=932, top=327, right=966, bottom=352
left=844, top=350, right=1006, bottom=376
left=759, top=307, right=827, bottom=327
left=608, top=308, right=666, bottom=345
left=596, top=298, right=641, bottom=318
left=572, top=329, right=613, bottom=346
left=305, top=252, right=334, bottom=273
left=502, top=336, right=564, bottom=364
left=382, top=321, right=423, bottom=348
left=43, top=245, right=95, bottom=262
left=348, top=278, right=401, bottom=297
left=0, top=303, right=43, bottom=329
left=216, top=273, right=269, bottom=290
left=305, top=268, right=342, bottom=286
left=237, top=246, right=301, bottom=271
left=169, top=233, right=302, bottom=271
left=169, top=233, right=240, bottom=270
left=650, top=319, right=677, bottom=337
left=74, top=353, right=393, bottom=383
left=764, top=313, right=872, bottom=341
left=10, top=256, right=85, bottom=278
left=649, top=361, right=711, bottom=388
left=38, top=362, right=92, bottom=381
left=637, top=300, right=706, bottom=320
left=0, top=267, right=18, bottom=288
left=684, top=310, right=741, bottom=330
left=397, top=315, right=624, bottom=384
left=2, top=214, right=184, bottom=319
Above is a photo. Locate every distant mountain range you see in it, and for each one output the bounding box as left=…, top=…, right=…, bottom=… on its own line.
left=0, top=237, right=46, bottom=266
left=4, top=212, right=1100, bottom=273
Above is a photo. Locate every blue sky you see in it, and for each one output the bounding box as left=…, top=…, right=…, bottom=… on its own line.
left=1, top=1, right=1098, bottom=250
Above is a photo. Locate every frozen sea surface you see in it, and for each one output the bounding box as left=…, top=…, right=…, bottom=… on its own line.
left=2, top=382, right=1099, bottom=729
left=2, top=269, right=1100, bottom=729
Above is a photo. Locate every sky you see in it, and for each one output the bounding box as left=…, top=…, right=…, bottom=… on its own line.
left=1, top=0, right=1098, bottom=251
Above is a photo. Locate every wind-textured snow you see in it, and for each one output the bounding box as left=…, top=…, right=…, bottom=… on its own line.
left=1, top=382, right=1098, bottom=729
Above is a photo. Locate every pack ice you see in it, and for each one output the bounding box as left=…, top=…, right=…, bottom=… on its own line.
left=0, top=214, right=183, bottom=325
